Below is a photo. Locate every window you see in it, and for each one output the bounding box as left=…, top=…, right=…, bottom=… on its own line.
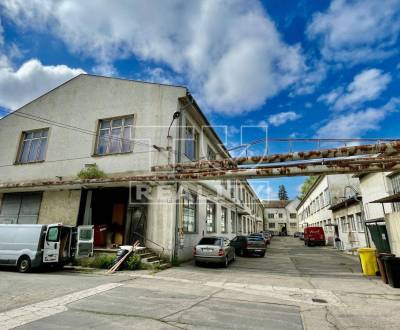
left=290, top=213, right=296, bottom=219
left=221, top=179, right=227, bottom=190
left=206, top=201, right=216, bottom=233
left=18, top=128, right=49, bottom=163
left=390, top=173, right=400, bottom=212
left=183, top=192, right=197, bottom=233
left=221, top=207, right=227, bottom=233
left=231, top=211, right=236, bottom=233
left=340, top=216, right=347, bottom=233
left=0, top=192, right=42, bottom=224
left=348, top=214, right=356, bottom=232
left=268, top=213, right=274, bottom=219
left=47, top=227, right=60, bottom=242
left=290, top=222, right=297, bottom=228
left=207, top=146, right=216, bottom=160
left=184, top=121, right=198, bottom=160
left=278, top=213, right=283, bottom=218
left=356, top=212, right=364, bottom=232
left=269, top=223, right=276, bottom=228
left=230, top=180, right=235, bottom=199
left=198, top=237, right=222, bottom=246
left=96, top=116, right=134, bottom=155
left=324, top=188, right=330, bottom=206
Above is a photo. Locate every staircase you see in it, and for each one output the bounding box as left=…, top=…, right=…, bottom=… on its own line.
left=136, top=247, right=171, bottom=270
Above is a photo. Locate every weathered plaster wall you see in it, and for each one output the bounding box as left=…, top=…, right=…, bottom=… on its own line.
left=385, top=212, right=400, bottom=256
left=39, top=190, right=81, bottom=226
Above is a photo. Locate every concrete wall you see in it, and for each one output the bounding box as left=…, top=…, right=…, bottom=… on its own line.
left=359, top=173, right=393, bottom=220
left=332, top=203, right=366, bottom=250
left=146, top=185, right=176, bottom=257
left=38, top=190, right=81, bottom=226
left=385, top=212, right=400, bottom=256
left=0, top=75, right=186, bottom=183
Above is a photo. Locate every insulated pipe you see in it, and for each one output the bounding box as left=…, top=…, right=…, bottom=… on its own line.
left=2, top=161, right=400, bottom=190
left=151, top=140, right=400, bottom=172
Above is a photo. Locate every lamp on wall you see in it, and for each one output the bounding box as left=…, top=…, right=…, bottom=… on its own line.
left=167, top=111, right=181, bottom=138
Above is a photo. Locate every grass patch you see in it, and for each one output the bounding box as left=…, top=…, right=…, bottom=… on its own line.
left=77, top=164, right=106, bottom=179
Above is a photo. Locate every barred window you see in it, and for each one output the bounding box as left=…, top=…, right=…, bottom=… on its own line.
left=221, top=207, right=227, bottom=233
left=96, top=116, right=134, bottom=155
left=183, top=192, right=197, bottom=233
left=18, top=128, right=49, bottom=163
left=206, top=201, right=216, bottom=233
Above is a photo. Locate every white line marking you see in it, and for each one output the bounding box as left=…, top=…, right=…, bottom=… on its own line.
left=0, top=282, right=123, bottom=329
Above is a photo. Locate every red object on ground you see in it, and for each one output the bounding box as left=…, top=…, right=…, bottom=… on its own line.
left=304, top=226, right=325, bottom=246
left=94, top=224, right=108, bottom=247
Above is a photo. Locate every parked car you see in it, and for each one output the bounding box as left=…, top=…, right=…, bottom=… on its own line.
left=249, top=233, right=268, bottom=245
left=261, top=231, right=272, bottom=244
left=0, top=224, right=94, bottom=273
left=299, top=232, right=304, bottom=240
left=193, top=236, right=235, bottom=267
left=304, top=226, right=325, bottom=246
left=230, top=235, right=266, bottom=257
left=293, top=232, right=301, bottom=238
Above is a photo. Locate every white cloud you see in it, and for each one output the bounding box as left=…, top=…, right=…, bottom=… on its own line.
left=319, top=69, right=391, bottom=110
left=268, top=111, right=301, bottom=127
left=1, top=0, right=305, bottom=115
left=316, top=98, right=399, bottom=138
left=307, top=0, right=400, bottom=64
left=0, top=59, right=85, bottom=110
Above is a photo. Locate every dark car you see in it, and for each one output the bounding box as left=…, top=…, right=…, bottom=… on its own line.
left=293, top=232, right=301, bottom=238
left=193, top=236, right=235, bottom=267
left=230, top=235, right=266, bottom=257
left=248, top=233, right=268, bottom=245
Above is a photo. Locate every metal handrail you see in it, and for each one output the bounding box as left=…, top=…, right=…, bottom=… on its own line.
left=132, top=231, right=167, bottom=258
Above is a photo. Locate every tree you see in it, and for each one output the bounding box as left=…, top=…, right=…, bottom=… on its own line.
left=299, top=176, right=318, bottom=200
left=278, top=185, right=289, bottom=200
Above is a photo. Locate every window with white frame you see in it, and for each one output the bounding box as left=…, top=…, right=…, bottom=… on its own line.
left=206, top=201, right=216, bottom=233
left=96, top=116, right=134, bottom=155
left=340, top=216, right=347, bottom=233
left=390, top=173, right=400, bottom=212
left=290, top=222, right=297, bottom=228
left=348, top=214, right=356, bottom=232
left=269, top=223, right=276, bottom=228
left=324, top=188, right=330, bottom=206
left=207, top=145, right=216, bottom=160
left=230, top=180, right=236, bottom=199
left=221, top=207, right=227, bottom=233
left=278, top=213, right=283, bottom=218
left=290, top=213, right=296, bottom=219
left=268, top=213, right=274, bottom=219
left=182, top=191, right=197, bottom=233
left=184, top=121, right=198, bottom=160
left=18, top=128, right=49, bottom=163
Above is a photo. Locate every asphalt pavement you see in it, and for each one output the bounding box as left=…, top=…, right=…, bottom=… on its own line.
left=1, top=237, right=400, bottom=329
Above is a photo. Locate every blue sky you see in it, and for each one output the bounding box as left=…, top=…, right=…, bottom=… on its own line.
left=0, top=0, right=399, bottom=200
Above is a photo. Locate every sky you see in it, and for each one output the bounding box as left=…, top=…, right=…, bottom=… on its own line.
left=0, top=0, right=399, bottom=200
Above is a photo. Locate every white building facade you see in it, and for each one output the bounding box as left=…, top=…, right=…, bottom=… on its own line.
left=0, top=75, right=261, bottom=261
left=263, top=199, right=300, bottom=236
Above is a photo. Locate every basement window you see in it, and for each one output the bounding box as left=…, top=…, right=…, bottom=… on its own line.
left=17, top=128, right=49, bottom=163
left=96, top=116, right=134, bottom=155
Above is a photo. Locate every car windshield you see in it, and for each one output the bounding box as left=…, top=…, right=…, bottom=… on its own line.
left=198, top=237, right=222, bottom=246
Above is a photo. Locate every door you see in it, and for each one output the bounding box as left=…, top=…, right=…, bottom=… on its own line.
left=126, top=205, right=147, bottom=245
left=75, top=226, right=94, bottom=258
left=43, top=225, right=60, bottom=263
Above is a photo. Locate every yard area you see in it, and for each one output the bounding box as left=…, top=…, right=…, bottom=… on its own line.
left=1, top=237, right=400, bottom=329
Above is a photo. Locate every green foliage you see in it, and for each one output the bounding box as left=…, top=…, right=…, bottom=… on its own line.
left=76, top=254, right=115, bottom=269
left=299, top=176, right=318, bottom=199
left=278, top=185, right=289, bottom=200
left=77, top=165, right=106, bottom=179
left=126, top=254, right=142, bottom=270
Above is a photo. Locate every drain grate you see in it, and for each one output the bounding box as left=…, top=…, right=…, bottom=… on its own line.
left=312, top=298, right=328, bottom=304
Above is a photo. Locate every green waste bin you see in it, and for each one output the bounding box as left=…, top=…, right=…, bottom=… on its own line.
left=382, top=256, right=400, bottom=288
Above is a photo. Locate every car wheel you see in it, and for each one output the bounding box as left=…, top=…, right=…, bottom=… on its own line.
left=261, top=252, right=266, bottom=257
left=195, top=260, right=202, bottom=267
left=17, top=256, right=31, bottom=273
left=232, top=253, right=236, bottom=262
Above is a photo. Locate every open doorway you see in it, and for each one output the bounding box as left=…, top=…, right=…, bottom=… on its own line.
left=77, top=187, right=148, bottom=248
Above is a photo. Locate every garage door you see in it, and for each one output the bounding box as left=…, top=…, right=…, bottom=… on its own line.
left=0, top=192, right=43, bottom=224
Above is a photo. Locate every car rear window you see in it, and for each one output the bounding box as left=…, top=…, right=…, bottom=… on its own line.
left=198, top=237, right=222, bottom=245
left=248, top=236, right=264, bottom=241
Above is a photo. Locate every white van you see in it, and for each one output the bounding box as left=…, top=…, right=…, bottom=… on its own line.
left=0, top=224, right=94, bottom=272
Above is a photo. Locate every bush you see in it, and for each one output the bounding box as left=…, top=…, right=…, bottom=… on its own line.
left=126, top=254, right=142, bottom=270
left=77, top=165, right=106, bottom=179
left=76, top=254, right=115, bottom=269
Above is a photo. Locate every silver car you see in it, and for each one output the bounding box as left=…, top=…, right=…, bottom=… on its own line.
left=193, top=236, right=235, bottom=267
